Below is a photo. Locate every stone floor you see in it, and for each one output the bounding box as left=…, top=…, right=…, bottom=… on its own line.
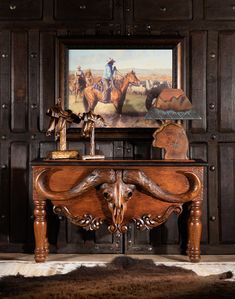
left=0, top=254, right=235, bottom=279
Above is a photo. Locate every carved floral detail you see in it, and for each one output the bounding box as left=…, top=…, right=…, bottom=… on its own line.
left=53, top=206, right=103, bottom=231
left=134, top=205, right=183, bottom=231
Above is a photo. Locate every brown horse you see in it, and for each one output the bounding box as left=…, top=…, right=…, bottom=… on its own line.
left=83, top=71, right=140, bottom=114
left=84, top=69, right=94, bottom=86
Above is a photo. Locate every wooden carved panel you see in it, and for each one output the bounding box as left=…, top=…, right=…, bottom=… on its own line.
left=33, top=163, right=204, bottom=262
left=34, top=165, right=203, bottom=232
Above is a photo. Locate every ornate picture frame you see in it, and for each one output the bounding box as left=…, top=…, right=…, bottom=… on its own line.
left=57, top=37, right=184, bottom=136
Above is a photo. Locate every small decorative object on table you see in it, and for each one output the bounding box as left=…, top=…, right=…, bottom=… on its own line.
left=145, top=88, right=201, bottom=160
left=46, top=98, right=82, bottom=159
left=79, top=110, right=106, bottom=160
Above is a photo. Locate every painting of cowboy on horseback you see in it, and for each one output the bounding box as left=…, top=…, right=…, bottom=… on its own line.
left=68, top=48, right=172, bottom=128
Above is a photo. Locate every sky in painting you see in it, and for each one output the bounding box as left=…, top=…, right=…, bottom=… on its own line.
left=69, top=49, right=172, bottom=71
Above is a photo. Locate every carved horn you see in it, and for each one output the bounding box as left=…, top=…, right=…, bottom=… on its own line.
left=123, top=170, right=201, bottom=203
left=35, top=168, right=116, bottom=201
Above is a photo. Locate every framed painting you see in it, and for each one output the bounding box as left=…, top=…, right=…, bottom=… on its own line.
left=58, top=37, right=184, bottom=129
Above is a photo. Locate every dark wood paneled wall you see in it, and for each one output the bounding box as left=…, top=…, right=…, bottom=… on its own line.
left=0, top=0, right=235, bottom=254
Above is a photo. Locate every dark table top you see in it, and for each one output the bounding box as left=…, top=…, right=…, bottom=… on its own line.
left=31, top=158, right=207, bottom=167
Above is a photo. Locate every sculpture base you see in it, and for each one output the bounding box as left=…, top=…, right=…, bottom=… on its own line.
left=47, top=150, right=80, bottom=160
left=82, top=154, right=105, bottom=160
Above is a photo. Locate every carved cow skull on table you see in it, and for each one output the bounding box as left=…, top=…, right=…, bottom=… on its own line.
left=98, top=171, right=136, bottom=233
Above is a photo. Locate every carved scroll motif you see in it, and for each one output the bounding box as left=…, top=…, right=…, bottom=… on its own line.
left=134, top=205, right=183, bottom=231
left=53, top=206, right=103, bottom=231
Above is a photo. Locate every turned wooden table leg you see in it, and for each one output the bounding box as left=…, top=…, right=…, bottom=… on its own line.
left=33, top=192, right=48, bottom=263
left=187, top=199, right=202, bottom=263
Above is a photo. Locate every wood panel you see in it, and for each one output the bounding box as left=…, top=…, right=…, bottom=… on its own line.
left=189, top=143, right=208, bottom=161
left=207, top=31, right=218, bottom=133
left=0, top=31, right=11, bottom=130
left=205, top=0, right=235, bottom=20
left=133, top=141, right=151, bottom=159
left=126, top=212, right=187, bottom=254
left=11, top=31, right=28, bottom=132
left=218, top=32, right=235, bottom=132
left=10, top=142, right=28, bottom=242
left=54, top=0, right=113, bottom=21
left=0, top=142, right=10, bottom=243
left=0, top=145, right=4, bottom=240
left=0, top=0, right=42, bottom=20
left=28, top=31, right=40, bottom=131
left=68, top=141, right=86, bottom=157
left=133, top=0, right=192, bottom=21
left=39, top=142, right=56, bottom=158
left=160, top=214, right=179, bottom=244
left=39, top=32, right=55, bottom=132
left=94, top=141, right=114, bottom=158
left=219, top=143, right=235, bottom=243
left=190, top=31, right=207, bottom=133
left=0, top=31, right=11, bottom=244
left=113, top=141, right=124, bottom=158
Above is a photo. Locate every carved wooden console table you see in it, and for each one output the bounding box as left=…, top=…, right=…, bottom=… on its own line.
left=32, top=159, right=206, bottom=263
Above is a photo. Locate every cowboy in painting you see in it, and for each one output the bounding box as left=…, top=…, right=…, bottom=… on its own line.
left=102, top=58, right=117, bottom=102
left=73, top=65, right=86, bottom=98
left=75, top=65, right=85, bottom=81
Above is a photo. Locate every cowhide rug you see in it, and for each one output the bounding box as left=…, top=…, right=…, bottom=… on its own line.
left=0, top=256, right=234, bottom=299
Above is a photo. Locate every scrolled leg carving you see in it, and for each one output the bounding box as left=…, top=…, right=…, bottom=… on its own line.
left=33, top=193, right=47, bottom=263
left=187, top=200, right=202, bottom=263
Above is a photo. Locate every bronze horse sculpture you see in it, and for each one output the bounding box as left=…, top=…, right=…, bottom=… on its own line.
left=83, top=71, right=140, bottom=114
